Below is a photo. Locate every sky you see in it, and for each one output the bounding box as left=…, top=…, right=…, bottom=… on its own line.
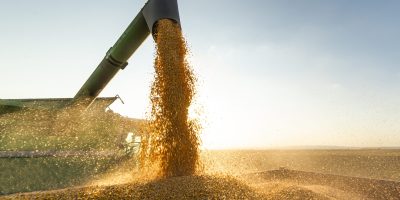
left=0, top=0, right=399, bottom=149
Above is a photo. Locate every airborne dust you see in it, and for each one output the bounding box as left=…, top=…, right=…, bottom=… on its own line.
left=2, top=19, right=400, bottom=200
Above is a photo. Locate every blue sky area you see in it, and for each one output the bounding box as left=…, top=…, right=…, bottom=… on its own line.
left=1, top=0, right=399, bottom=148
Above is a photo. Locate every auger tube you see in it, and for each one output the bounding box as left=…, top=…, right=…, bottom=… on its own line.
left=74, top=0, right=181, bottom=107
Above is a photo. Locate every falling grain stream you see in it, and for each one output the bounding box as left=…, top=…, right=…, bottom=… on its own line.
left=139, top=19, right=200, bottom=178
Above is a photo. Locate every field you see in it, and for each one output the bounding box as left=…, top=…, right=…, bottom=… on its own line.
left=202, top=149, right=400, bottom=181
left=1, top=149, right=400, bottom=199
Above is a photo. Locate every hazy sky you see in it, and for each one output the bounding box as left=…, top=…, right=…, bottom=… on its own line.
left=1, top=0, right=399, bottom=149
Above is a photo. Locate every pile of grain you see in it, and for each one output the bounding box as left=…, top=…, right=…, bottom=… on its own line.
left=139, top=19, right=200, bottom=178
left=3, top=175, right=264, bottom=200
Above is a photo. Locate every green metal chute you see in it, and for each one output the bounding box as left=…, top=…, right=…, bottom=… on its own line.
left=74, top=0, right=181, bottom=108
left=0, top=0, right=181, bottom=116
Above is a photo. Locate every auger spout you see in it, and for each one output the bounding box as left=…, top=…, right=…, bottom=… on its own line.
left=73, top=0, right=181, bottom=107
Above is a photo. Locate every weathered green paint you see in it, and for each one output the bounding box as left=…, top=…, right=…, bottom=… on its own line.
left=111, top=13, right=150, bottom=62
left=0, top=98, right=116, bottom=115
left=73, top=12, right=150, bottom=102
left=74, top=0, right=181, bottom=108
